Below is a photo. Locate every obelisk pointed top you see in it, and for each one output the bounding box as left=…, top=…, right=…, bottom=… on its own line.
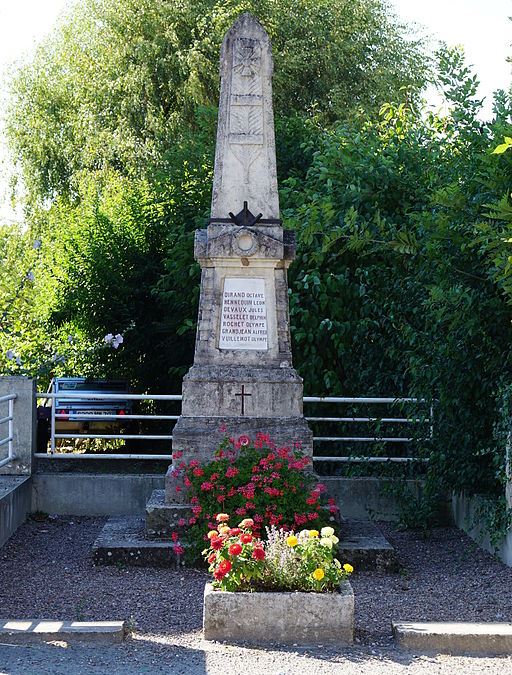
left=210, top=13, right=280, bottom=221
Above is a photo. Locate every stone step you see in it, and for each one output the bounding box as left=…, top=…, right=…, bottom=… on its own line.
left=92, top=516, right=184, bottom=567
left=0, top=619, right=126, bottom=643
left=338, top=520, right=398, bottom=572
left=145, top=489, right=192, bottom=539
left=393, top=621, right=512, bottom=655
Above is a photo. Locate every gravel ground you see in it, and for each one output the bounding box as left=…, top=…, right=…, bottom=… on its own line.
left=0, top=516, right=511, bottom=674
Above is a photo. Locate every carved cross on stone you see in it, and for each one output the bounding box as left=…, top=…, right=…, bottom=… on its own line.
left=235, top=384, right=252, bottom=415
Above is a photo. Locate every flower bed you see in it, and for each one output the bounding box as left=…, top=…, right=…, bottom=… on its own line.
left=169, top=434, right=339, bottom=562
left=202, top=514, right=354, bottom=645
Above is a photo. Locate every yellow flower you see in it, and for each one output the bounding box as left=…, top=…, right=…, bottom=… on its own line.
left=343, top=563, right=354, bottom=574
left=321, top=526, right=335, bottom=538
left=207, top=530, right=219, bottom=539
left=308, top=530, right=319, bottom=538
left=312, top=568, right=325, bottom=581
left=286, top=535, right=298, bottom=547
left=320, top=537, right=333, bottom=549
left=218, top=525, right=230, bottom=535
left=331, top=535, right=339, bottom=544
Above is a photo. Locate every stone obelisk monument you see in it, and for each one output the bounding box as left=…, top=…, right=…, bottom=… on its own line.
left=168, top=13, right=312, bottom=492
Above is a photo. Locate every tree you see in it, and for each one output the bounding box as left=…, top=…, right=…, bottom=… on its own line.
left=6, top=0, right=428, bottom=202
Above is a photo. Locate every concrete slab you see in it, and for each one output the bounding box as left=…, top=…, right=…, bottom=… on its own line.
left=393, top=621, right=512, bottom=655
left=0, top=619, right=126, bottom=643
left=338, top=520, right=398, bottom=572
left=92, top=516, right=182, bottom=567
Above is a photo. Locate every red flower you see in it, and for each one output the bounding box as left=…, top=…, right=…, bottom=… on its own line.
left=229, top=527, right=241, bottom=536
left=218, top=559, right=232, bottom=574
left=200, top=481, right=214, bottom=491
left=228, top=543, right=242, bottom=556
left=238, top=435, right=250, bottom=446
left=172, top=450, right=183, bottom=459
left=193, top=467, right=204, bottom=477
left=171, top=531, right=179, bottom=542
left=252, top=546, right=265, bottom=561
left=208, top=553, right=217, bottom=564
left=225, top=466, right=239, bottom=478
left=192, top=505, right=202, bottom=516
left=240, top=533, right=253, bottom=544
left=189, top=517, right=196, bottom=525
left=178, top=518, right=186, bottom=526
left=211, top=537, right=223, bottom=550
left=173, top=544, right=185, bottom=556
left=306, top=496, right=318, bottom=505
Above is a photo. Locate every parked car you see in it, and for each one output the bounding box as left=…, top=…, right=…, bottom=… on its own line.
left=37, top=378, right=136, bottom=452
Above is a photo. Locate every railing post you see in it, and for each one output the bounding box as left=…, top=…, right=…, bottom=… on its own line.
left=0, top=376, right=36, bottom=475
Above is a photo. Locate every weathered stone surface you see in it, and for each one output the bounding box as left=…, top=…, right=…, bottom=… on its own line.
left=92, top=516, right=182, bottom=567
left=203, top=581, right=354, bottom=645
left=145, top=489, right=192, bottom=538
left=0, top=620, right=126, bottom=644
left=337, top=520, right=398, bottom=572
left=211, top=13, right=279, bottom=221
left=393, top=621, right=512, bottom=655
left=0, top=376, right=36, bottom=475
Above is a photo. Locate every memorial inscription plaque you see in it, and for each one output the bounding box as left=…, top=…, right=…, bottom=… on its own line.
left=219, top=277, right=268, bottom=350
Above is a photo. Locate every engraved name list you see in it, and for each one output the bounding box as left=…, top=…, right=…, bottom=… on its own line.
left=219, top=277, right=268, bottom=350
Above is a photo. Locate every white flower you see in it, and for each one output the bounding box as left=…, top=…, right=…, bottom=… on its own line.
left=112, top=333, right=124, bottom=349
left=320, top=537, right=333, bottom=549
left=104, top=333, right=114, bottom=344
left=6, top=350, right=14, bottom=361
left=33, top=239, right=42, bottom=250
left=26, top=270, right=35, bottom=282
left=321, top=526, right=335, bottom=538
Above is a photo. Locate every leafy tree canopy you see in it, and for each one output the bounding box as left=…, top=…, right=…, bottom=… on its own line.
left=6, top=0, right=427, bottom=201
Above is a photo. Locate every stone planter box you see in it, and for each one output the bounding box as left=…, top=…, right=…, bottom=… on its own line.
left=203, top=580, right=354, bottom=646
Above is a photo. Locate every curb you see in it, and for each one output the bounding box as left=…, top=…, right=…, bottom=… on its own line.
left=0, top=620, right=126, bottom=644
left=393, top=621, right=512, bottom=655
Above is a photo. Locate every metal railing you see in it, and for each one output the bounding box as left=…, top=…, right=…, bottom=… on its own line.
left=0, top=394, right=17, bottom=469
left=305, top=396, right=432, bottom=464
left=35, top=392, right=180, bottom=460
left=34, top=392, right=432, bottom=462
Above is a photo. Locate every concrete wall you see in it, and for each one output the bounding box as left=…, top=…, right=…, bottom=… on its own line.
left=32, top=473, right=164, bottom=516
left=0, top=476, right=31, bottom=547
left=0, top=376, right=36, bottom=476
left=451, top=492, right=512, bottom=567
left=320, top=477, right=426, bottom=522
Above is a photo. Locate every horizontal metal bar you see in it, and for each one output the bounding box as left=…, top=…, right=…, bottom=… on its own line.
left=304, top=397, right=425, bottom=404
left=37, top=393, right=182, bottom=401
left=0, top=394, right=17, bottom=404
left=54, top=414, right=179, bottom=421
left=306, top=417, right=422, bottom=423
left=313, top=436, right=414, bottom=442
left=0, top=436, right=13, bottom=448
left=34, top=453, right=172, bottom=460
left=54, top=434, right=173, bottom=440
left=0, top=415, right=14, bottom=425
left=313, top=456, right=429, bottom=463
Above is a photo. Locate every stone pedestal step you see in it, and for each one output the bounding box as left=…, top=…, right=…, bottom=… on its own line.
left=92, top=516, right=183, bottom=567
left=0, top=619, right=126, bottom=643
left=393, top=621, right=512, bottom=655
left=145, top=489, right=192, bottom=539
left=338, top=520, right=398, bottom=572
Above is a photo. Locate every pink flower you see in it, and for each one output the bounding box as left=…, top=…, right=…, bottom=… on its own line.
left=191, top=505, right=202, bottom=516
left=178, top=518, right=187, bottom=527
left=172, top=451, right=183, bottom=459
left=189, top=517, right=196, bottom=525
left=201, top=481, right=214, bottom=491
left=173, top=544, right=185, bottom=556
left=225, top=466, right=239, bottom=478
left=238, top=435, right=250, bottom=447
left=219, top=423, right=227, bottom=433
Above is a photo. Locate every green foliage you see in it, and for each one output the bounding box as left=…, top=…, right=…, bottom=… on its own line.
left=6, top=0, right=427, bottom=201
left=280, top=46, right=512, bottom=508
